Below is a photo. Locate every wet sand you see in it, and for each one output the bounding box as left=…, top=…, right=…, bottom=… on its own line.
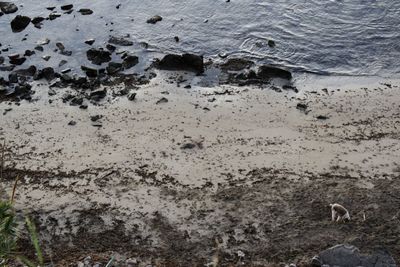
left=0, top=74, right=400, bottom=265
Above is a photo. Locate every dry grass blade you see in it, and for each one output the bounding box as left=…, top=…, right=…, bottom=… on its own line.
left=0, top=139, right=5, bottom=181
left=10, top=176, right=20, bottom=203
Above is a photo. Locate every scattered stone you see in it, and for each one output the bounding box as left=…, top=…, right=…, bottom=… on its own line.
left=106, top=62, right=122, bottom=75
left=90, top=115, right=103, bottom=122
left=24, top=50, right=35, bottom=57
left=106, top=44, right=116, bottom=52
left=147, top=15, right=162, bottom=24
left=85, top=39, right=95, bottom=45
left=61, top=4, right=73, bottom=11
left=181, top=143, right=196, bottom=149
left=48, top=13, right=62, bottom=20
left=81, top=66, right=98, bottom=78
left=37, top=38, right=50, bottom=45
left=86, top=48, right=111, bottom=65
left=0, top=56, right=4, bottom=64
left=31, top=16, right=44, bottom=24
left=78, top=8, right=93, bottom=15
left=316, top=115, right=328, bottom=120
left=11, top=15, right=31, bottom=33
left=90, top=88, right=106, bottom=100
left=127, top=92, right=136, bottom=101
left=184, top=84, right=191, bottom=89
left=68, top=120, right=76, bottom=126
left=220, top=58, right=254, bottom=71
left=10, top=57, right=26, bottom=65
left=157, top=53, right=204, bottom=73
left=13, top=65, right=36, bottom=77
left=174, top=36, right=179, bottom=42
left=0, top=2, right=18, bottom=14
left=42, top=55, right=51, bottom=61
left=108, top=36, right=133, bottom=46
left=59, top=60, right=67, bottom=67
left=122, top=55, right=138, bottom=69
left=61, top=68, right=71, bottom=74
left=257, top=65, right=292, bottom=80
left=296, top=103, right=308, bottom=111
left=156, top=97, right=168, bottom=104
left=34, top=45, right=44, bottom=52
left=46, top=6, right=55, bottom=11
left=268, top=40, right=276, bottom=48
left=37, top=67, right=55, bottom=80
left=56, top=42, right=65, bottom=51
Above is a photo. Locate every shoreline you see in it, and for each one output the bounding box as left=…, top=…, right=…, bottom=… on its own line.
left=1, top=74, right=399, bottom=265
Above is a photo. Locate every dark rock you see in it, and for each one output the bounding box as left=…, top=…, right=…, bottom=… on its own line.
left=90, top=115, right=102, bottom=122
left=42, top=55, right=51, bottom=61
left=59, top=60, right=67, bottom=67
left=257, top=65, right=292, bottom=80
left=10, top=57, right=26, bottom=65
left=79, top=104, right=88, bottom=109
left=122, top=55, right=138, bottom=69
left=85, top=39, right=95, bottom=45
left=156, top=97, right=168, bottom=104
left=70, top=97, right=83, bottom=106
left=296, top=103, right=308, bottom=111
left=46, top=7, right=55, bottom=11
left=268, top=40, right=276, bottom=48
left=108, top=36, right=133, bottom=46
left=90, top=88, right=106, bottom=100
left=68, top=120, right=76, bottom=126
left=220, top=58, right=254, bottom=71
left=0, top=2, right=18, bottom=14
left=11, top=15, right=31, bottom=33
left=127, top=92, right=136, bottom=101
left=61, top=4, right=73, bottom=11
left=31, top=16, right=45, bottom=24
left=24, top=50, right=35, bottom=57
left=60, top=50, right=72, bottom=56
left=0, top=56, right=4, bottom=64
left=56, top=42, right=65, bottom=51
left=8, top=53, right=19, bottom=60
left=147, top=15, right=162, bottom=24
left=86, top=48, right=111, bottom=65
left=48, top=13, right=62, bottom=20
left=174, top=36, right=179, bottom=42
left=106, top=62, right=122, bottom=75
left=157, top=53, right=204, bottom=73
left=37, top=67, right=55, bottom=80
left=184, top=85, right=191, bottom=89
left=181, top=143, right=196, bottom=149
left=81, top=66, right=98, bottom=78
left=8, top=73, right=18, bottom=83
left=0, top=65, right=15, bottom=71
left=34, top=45, right=44, bottom=52
left=316, top=115, right=328, bottom=120
left=316, top=244, right=397, bottom=267
left=13, top=65, right=36, bottom=77
left=106, top=44, right=116, bottom=52
left=13, top=83, right=31, bottom=96
left=78, top=9, right=93, bottom=15
left=61, top=68, right=71, bottom=74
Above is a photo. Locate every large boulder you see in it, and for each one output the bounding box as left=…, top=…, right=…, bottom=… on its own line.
left=157, top=53, right=204, bottom=73
left=312, top=244, right=396, bottom=267
left=11, top=15, right=31, bottom=32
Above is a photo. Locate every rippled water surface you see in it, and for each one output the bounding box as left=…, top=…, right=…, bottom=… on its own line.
left=1, top=0, right=400, bottom=77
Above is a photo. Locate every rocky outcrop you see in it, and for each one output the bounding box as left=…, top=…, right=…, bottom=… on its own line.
left=157, top=53, right=204, bottom=73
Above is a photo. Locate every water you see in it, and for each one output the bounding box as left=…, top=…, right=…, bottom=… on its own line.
left=1, top=0, right=400, bottom=78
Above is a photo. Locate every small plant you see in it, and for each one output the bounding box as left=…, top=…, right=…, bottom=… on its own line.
left=0, top=177, right=44, bottom=266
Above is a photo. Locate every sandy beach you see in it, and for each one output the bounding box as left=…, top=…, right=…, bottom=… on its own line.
left=1, top=73, right=399, bottom=265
